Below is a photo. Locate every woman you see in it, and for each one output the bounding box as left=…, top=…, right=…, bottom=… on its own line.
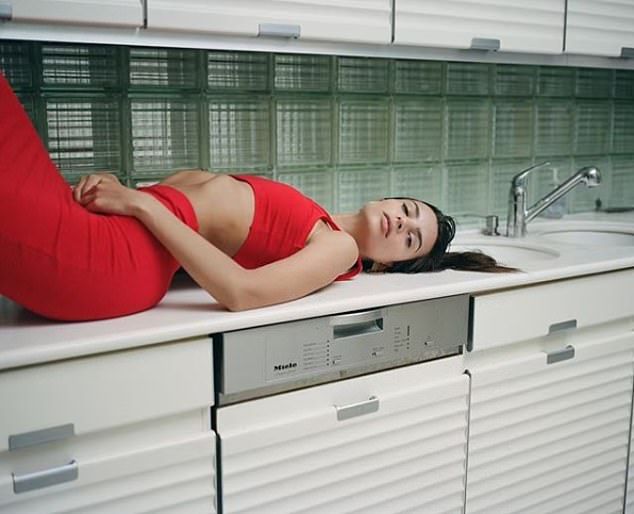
left=0, top=73, right=509, bottom=322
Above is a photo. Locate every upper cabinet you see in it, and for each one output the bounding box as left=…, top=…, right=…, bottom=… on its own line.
left=1, top=0, right=144, bottom=27
left=394, top=0, right=565, bottom=54
left=146, top=0, right=392, bottom=45
left=566, top=0, right=634, bottom=57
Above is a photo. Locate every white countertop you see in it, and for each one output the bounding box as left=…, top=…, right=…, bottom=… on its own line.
left=1, top=212, right=633, bottom=371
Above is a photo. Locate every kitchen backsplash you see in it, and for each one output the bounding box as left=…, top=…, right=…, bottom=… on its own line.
left=1, top=41, right=633, bottom=221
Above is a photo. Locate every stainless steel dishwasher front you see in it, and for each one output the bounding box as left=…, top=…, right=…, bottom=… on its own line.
left=213, top=295, right=471, bottom=514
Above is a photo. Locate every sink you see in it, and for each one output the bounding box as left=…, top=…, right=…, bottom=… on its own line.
left=537, top=229, right=634, bottom=247
left=450, top=241, right=560, bottom=265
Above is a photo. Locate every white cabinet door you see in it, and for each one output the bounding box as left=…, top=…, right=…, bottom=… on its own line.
left=217, top=357, right=468, bottom=514
left=394, top=0, right=565, bottom=54
left=566, top=0, right=634, bottom=57
left=3, top=0, right=143, bottom=27
left=466, top=331, right=634, bottom=514
left=146, top=0, right=392, bottom=44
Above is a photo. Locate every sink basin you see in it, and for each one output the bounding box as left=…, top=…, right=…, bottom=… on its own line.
left=537, top=229, right=634, bottom=246
left=450, top=241, right=560, bottom=264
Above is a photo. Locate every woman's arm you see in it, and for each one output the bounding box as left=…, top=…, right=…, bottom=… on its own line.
left=77, top=179, right=358, bottom=310
left=133, top=194, right=359, bottom=311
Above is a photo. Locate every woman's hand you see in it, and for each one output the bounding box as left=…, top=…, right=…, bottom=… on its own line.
left=74, top=178, right=146, bottom=217
left=72, top=173, right=121, bottom=203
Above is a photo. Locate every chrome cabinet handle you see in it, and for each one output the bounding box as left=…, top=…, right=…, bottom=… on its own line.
left=258, top=23, right=300, bottom=39
left=335, top=396, right=380, bottom=421
left=471, top=37, right=500, bottom=51
left=13, top=460, right=78, bottom=494
left=549, top=319, right=577, bottom=334
left=621, top=47, right=634, bottom=58
left=545, top=345, right=575, bottom=365
left=0, top=3, right=11, bottom=21
left=9, top=423, right=75, bottom=451
left=330, top=309, right=384, bottom=339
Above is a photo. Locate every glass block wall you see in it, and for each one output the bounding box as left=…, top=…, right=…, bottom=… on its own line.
left=2, top=40, right=633, bottom=220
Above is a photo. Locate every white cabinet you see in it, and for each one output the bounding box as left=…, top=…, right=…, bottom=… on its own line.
left=0, top=338, right=216, bottom=513
left=566, top=0, right=634, bottom=57
left=146, top=0, right=392, bottom=44
left=216, top=356, right=468, bottom=514
left=394, top=0, right=565, bottom=54
left=0, top=0, right=144, bottom=28
left=466, top=330, right=634, bottom=513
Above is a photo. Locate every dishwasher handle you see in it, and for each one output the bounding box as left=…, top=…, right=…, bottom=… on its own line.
left=335, top=396, right=380, bottom=421
left=330, top=309, right=384, bottom=339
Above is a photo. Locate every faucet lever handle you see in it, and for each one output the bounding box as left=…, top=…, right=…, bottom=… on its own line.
left=512, top=161, right=551, bottom=185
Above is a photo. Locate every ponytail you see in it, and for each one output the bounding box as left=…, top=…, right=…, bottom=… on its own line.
left=364, top=199, right=519, bottom=274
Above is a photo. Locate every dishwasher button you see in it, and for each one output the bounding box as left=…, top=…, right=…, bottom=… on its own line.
left=372, top=350, right=384, bottom=357
left=332, top=357, right=342, bottom=365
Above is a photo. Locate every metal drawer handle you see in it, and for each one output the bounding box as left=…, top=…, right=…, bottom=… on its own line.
left=546, top=345, right=575, bottom=365
left=13, top=460, right=78, bottom=494
left=9, top=423, right=75, bottom=451
left=258, top=23, right=300, bottom=39
left=621, top=47, right=634, bottom=58
left=335, top=396, right=379, bottom=421
left=0, top=3, right=12, bottom=21
left=471, top=37, right=500, bottom=51
left=549, top=319, right=577, bottom=334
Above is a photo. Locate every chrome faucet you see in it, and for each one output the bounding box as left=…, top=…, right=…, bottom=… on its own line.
left=506, top=162, right=601, bottom=237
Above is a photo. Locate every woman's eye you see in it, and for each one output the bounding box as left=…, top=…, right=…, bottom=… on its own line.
left=406, top=234, right=412, bottom=248
left=402, top=202, right=409, bottom=216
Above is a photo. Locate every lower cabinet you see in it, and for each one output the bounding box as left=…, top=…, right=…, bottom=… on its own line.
left=216, top=356, right=469, bottom=514
left=465, top=329, right=634, bottom=514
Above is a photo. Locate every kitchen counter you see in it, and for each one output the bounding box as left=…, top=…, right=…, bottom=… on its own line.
left=1, top=212, right=633, bottom=371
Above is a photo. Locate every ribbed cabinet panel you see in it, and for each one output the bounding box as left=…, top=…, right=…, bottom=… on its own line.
left=465, top=332, right=634, bottom=514
left=147, top=0, right=392, bottom=44
left=217, top=358, right=468, bottom=514
left=394, top=0, right=564, bottom=53
left=566, top=0, right=634, bottom=56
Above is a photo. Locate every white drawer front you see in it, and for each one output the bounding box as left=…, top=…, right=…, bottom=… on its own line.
left=470, top=269, right=634, bottom=350
left=0, top=338, right=213, bottom=453
left=0, top=432, right=216, bottom=514
left=217, top=357, right=468, bottom=514
left=466, top=332, right=634, bottom=513
left=9, top=0, right=144, bottom=27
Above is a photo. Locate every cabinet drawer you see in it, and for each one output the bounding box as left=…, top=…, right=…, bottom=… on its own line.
left=469, top=269, right=634, bottom=351
left=0, top=338, right=213, bottom=453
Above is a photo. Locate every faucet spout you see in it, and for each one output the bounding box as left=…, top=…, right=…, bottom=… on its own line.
left=506, top=165, right=601, bottom=237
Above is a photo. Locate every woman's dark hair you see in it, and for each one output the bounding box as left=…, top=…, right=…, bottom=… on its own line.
left=363, top=198, right=518, bottom=274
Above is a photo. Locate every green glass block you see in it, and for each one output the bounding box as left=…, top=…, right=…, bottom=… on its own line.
left=207, top=51, right=269, bottom=91
left=392, top=165, right=443, bottom=209
left=538, top=67, right=574, bottom=97
left=131, top=98, right=199, bottom=174
left=41, top=44, right=119, bottom=88
left=394, top=60, right=442, bottom=95
left=446, top=99, right=490, bottom=160
left=274, top=54, right=331, bottom=92
left=574, top=101, right=610, bottom=155
left=528, top=157, right=572, bottom=207
left=46, top=97, right=120, bottom=175
left=338, top=98, right=389, bottom=165
left=576, top=68, right=612, bottom=98
left=494, top=65, right=536, bottom=96
left=208, top=97, right=270, bottom=170
left=615, top=70, right=634, bottom=99
left=446, top=62, right=490, bottom=96
left=491, top=159, right=533, bottom=216
left=393, top=98, right=443, bottom=163
left=0, top=42, right=33, bottom=89
left=337, top=57, right=389, bottom=93
left=613, top=102, right=634, bottom=154
left=571, top=156, right=609, bottom=212
left=610, top=155, right=634, bottom=206
left=493, top=100, right=533, bottom=158
left=17, top=94, right=36, bottom=123
left=129, top=48, right=198, bottom=89
left=278, top=171, right=334, bottom=212
left=446, top=161, right=489, bottom=215
left=276, top=97, right=332, bottom=169
left=337, top=168, right=389, bottom=213
left=535, top=101, right=572, bottom=156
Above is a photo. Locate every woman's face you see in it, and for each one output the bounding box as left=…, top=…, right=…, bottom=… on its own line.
left=357, top=198, right=439, bottom=266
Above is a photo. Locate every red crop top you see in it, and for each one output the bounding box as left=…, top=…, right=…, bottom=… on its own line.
left=230, top=175, right=362, bottom=281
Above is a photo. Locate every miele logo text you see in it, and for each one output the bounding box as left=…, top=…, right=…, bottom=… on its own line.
left=274, top=362, right=298, bottom=371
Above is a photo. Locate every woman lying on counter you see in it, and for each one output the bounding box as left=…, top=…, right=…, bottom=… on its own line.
left=0, top=73, right=513, bottom=322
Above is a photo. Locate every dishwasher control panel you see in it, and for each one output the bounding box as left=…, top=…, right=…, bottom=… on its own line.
left=217, top=295, right=468, bottom=404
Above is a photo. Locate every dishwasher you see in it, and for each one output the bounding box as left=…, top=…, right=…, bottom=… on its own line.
left=212, top=295, right=471, bottom=514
